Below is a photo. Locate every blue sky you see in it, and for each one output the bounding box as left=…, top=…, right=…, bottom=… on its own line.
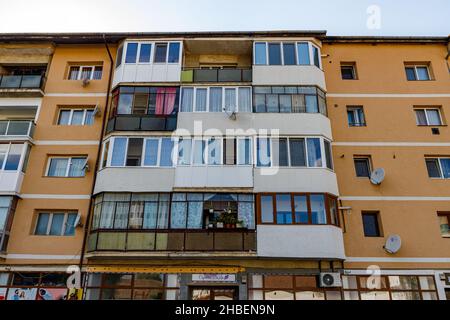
left=0, top=0, right=448, bottom=35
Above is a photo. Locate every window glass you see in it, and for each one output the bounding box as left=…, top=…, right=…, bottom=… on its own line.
left=238, top=87, right=251, bottom=112
left=237, top=138, right=252, bottom=165
left=427, top=109, right=441, bottom=125
left=118, top=93, right=133, bottom=114
left=426, top=159, right=441, bottom=178
left=69, top=157, right=86, bottom=177
left=276, top=194, right=292, bottom=224
left=208, top=138, right=221, bottom=165
left=143, top=139, right=159, bottom=166
left=85, top=110, right=94, bottom=125
left=224, top=88, right=236, bottom=112
left=177, top=138, right=192, bottom=165
left=355, top=158, right=371, bottom=177
left=268, top=43, right=282, bottom=65
left=111, top=138, right=127, bottom=166
left=116, top=45, right=123, bottom=68
left=139, top=44, right=152, bottom=63
left=195, top=88, right=207, bottom=112
left=266, top=94, right=279, bottom=112
left=64, top=213, right=77, bottom=236
left=223, top=138, right=236, bottom=165
left=48, top=158, right=68, bottom=177
left=283, top=43, right=296, bottom=65
left=312, top=46, right=320, bottom=68
left=209, top=87, right=223, bottom=112
left=35, top=213, right=50, bottom=235
left=279, top=95, right=292, bottom=113
left=170, top=201, right=187, bottom=229
left=71, top=110, right=84, bottom=125
left=68, top=66, right=79, bottom=80
left=168, top=43, right=180, bottom=63
left=310, top=194, right=326, bottom=224
left=261, top=196, right=274, bottom=223
left=181, top=88, right=194, bottom=112
left=126, top=138, right=143, bottom=167
left=257, top=138, right=271, bottom=167
left=362, top=213, right=380, bottom=237
left=193, top=140, right=206, bottom=165
left=415, top=109, right=427, bottom=125
left=154, top=43, right=168, bottom=63
left=416, top=67, right=430, bottom=80
left=341, top=66, right=355, bottom=80
left=289, top=138, right=306, bottom=167
left=324, top=140, right=333, bottom=170
left=405, top=67, right=416, bottom=80
left=440, top=159, right=450, bottom=178
left=276, top=138, right=289, bottom=167
left=160, top=138, right=174, bottom=167
left=306, top=138, right=322, bottom=167
left=58, top=110, right=71, bottom=125
left=294, top=195, right=308, bottom=223
left=93, top=66, right=103, bottom=80
left=125, top=43, right=138, bottom=63
left=49, top=213, right=65, bottom=235
left=305, top=95, right=318, bottom=113
left=297, top=43, right=310, bottom=65
left=4, top=144, right=22, bottom=171
left=254, top=43, right=267, bottom=65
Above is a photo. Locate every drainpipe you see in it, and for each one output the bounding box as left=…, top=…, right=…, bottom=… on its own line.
left=78, top=34, right=114, bottom=271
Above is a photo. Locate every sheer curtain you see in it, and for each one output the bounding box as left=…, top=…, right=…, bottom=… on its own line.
left=427, top=110, right=441, bottom=125
left=155, top=88, right=166, bottom=115
left=181, top=88, right=194, bottom=112
left=306, top=138, right=322, bottom=167
left=224, top=88, right=236, bottom=112
left=48, top=158, right=68, bottom=177
left=209, top=87, right=222, bottom=112
left=195, top=88, right=207, bottom=112
left=238, top=202, right=254, bottom=229
left=164, top=88, right=177, bottom=115
left=170, top=202, right=187, bottom=229
left=238, top=88, right=251, bottom=112
left=187, top=202, right=203, bottom=229
left=157, top=195, right=170, bottom=229
left=68, top=158, right=85, bottom=177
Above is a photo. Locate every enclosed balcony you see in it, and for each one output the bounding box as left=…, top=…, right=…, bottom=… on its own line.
left=0, top=143, right=30, bottom=194
left=0, top=120, right=35, bottom=141
left=0, top=66, right=46, bottom=97
left=107, top=86, right=179, bottom=133
left=181, top=68, right=252, bottom=83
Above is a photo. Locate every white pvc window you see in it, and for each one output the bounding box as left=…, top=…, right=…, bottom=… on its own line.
left=0, top=143, right=25, bottom=171
left=58, top=109, right=94, bottom=125
left=120, top=41, right=182, bottom=66
left=46, top=157, right=87, bottom=177
left=34, top=212, right=78, bottom=236
left=415, top=108, right=442, bottom=126
left=68, top=65, right=102, bottom=80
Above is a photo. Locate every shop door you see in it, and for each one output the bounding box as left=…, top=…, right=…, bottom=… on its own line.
left=190, top=287, right=238, bottom=300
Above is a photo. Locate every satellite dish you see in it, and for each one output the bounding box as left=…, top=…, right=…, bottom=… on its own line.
left=222, top=107, right=237, bottom=121
left=384, top=235, right=402, bottom=254
left=73, top=214, right=83, bottom=228
left=370, top=168, right=385, bottom=185
left=82, top=78, right=90, bottom=87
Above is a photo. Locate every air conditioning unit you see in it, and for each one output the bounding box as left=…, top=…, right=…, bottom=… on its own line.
left=319, top=273, right=342, bottom=288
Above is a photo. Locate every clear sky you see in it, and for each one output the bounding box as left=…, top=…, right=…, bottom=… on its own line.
left=0, top=0, right=448, bottom=36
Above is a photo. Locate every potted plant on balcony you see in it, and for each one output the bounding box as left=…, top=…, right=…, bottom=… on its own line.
left=222, top=212, right=238, bottom=229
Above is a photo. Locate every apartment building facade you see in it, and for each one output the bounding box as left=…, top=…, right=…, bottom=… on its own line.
left=0, top=32, right=449, bottom=301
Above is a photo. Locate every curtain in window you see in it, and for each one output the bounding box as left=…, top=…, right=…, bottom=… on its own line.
left=209, top=87, right=222, bottom=112
left=415, top=110, right=427, bottom=125
left=177, top=138, right=192, bottom=165
left=440, top=159, right=450, bottom=178
left=0, top=208, right=8, bottom=231
left=238, top=88, right=251, bottom=112
left=195, top=88, right=207, bottom=112
left=164, top=88, right=177, bottom=115
left=187, top=202, right=203, bottom=229
left=310, top=195, right=327, bottom=224
left=181, top=88, right=194, bottom=112
left=170, top=202, right=187, bottom=229
left=113, top=202, right=130, bottom=229
left=155, top=88, right=166, bottom=115
left=257, top=138, right=271, bottom=167
left=305, top=95, right=318, bottom=113
left=157, top=198, right=169, bottom=229
left=100, top=201, right=114, bottom=229
left=193, top=140, right=206, bottom=165
left=69, top=158, right=85, bottom=177
left=92, top=203, right=101, bottom=230
left=208, top=138, right=221, bottom=165
left=237, top=138, right=252, bottom=165
left=427, top=110, right=441, bottom=125
left=279, top=95, right=292, bottom=113
left=289, top=138, right=306, bottom=167
left=129, top=201, right=144, bottom=229
left=224, top=88, right=236, bottom=112
left=292, top=95, right=305, bottom=113
left=143, top=202, right=158, bottom=229
left=307, top=138, right=322, bottom=167
left=266, top=94, right=279, bottom=112
left=80, top=67, right=92, bottom=80
left=68, top=67, right=79, bottom=80
left=238, top=202, right=255, bottom=229
left=48, top=158, right=68, bottom=177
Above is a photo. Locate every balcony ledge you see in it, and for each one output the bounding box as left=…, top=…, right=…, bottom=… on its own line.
left=85, top=251, right=257, bottom=260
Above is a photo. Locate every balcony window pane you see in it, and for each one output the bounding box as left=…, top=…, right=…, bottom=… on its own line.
left=125, top=43, right=138, bottom=63
left=277, top=138, right=289, bottom=167
left=69, top=66, right=79, bottom=80
left=237, top=138, right=252, bottom=165
left=289, top=138, right=306, bottom=167
left=279, top=95, right=292, bottom=113
left=254, top=94, right=266, bottom=113
left=126, top=138, right=143, bottom=167
left=0, top=208, right=7, bottom=231
left=143, top=202, right=158, bottom=229
left=168, top=43, right=180, bottom=63
left=208, top=138, right=221, bottom=165
left=261, top=196, right=274, bottom=223
left=114, top=202, right=130, bottom=229
left=69, top=157, right=86, bottom=177
left=292, top=95, right=305, bottom=113
left=238, top=200, right=255, bottom=229
left=195, top=88, right=207, bottom=112
left=257, top=138, right=271, bottom=167
left=187, top=202, right=203, bottom=229
left=224, top=88, right=236, bottom=113
left=268, top=43, right=282, bottom=65
left=64, top=213, right=77, bottom=236
left=157, top=198, right=169, bottom=229
left=276, top=194, right=292, bottom=224
left=177, top=138, right=192, bottom=165
left=283, top=43, right=296, bottom=65
left=48, top=158, right=68, bottom=176
left=4, top=144, right=21, bottom=171
left=297, top=43, right=310, bottom=65
left=427, top=109, right=441, bottom=125
left=171, top=202, right=187, bottom=229
left=143, top=139, right=159, bottom=166
left=181, top=88, right=194, bottom=112
left=58, top=110, right=71, bottom=125
left=160, top=138, right=174, bottom=167
left=294, top=195, right=308, bottom=223
left=209, top=87, right=222, bottom=112
left=0, top=144, right=7, bottom=169
left=118, top=93, right=133, bottom=114
left=193, top=140, right=206, bottom=165
left=306, top=138, right=322, bottom=167
left=310, top=195, right=327, bottom=224
left=254, top=43, right=267, bottom=65
left=324, top=140, right=333, bottom=170
left=238, top=88, right=251, bottom=112
left=312, top=46, right=320, bottom=68
left=266, top=94, right=279, bottom=112
left=416, top=67, right=430, bottom=80
left=154, top=43, right=168, bottom=63
left=116, top=45, right=123, bottom=68
left=223, top=138, right=236, bottom=165
left=139, top=44, right=152, bottom=63
left=49, top=213, right=65, bottom=235
left=440, top=159, right=450, bottom=178
left=111, top=138, right=127, bottom=166
left=35, top=213, right=49, bottom=235
left=305, top=95, right=318, bottom=113
left=71, top=110, right=84, bottom=125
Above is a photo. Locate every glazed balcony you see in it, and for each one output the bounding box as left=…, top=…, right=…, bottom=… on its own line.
left=0, top=120, right=35, bottom=141
left=0, top=75, right=44, bottom=97
left=181, top=68, right=252, bottom=83
left=106, top=115, right=177, bottom=133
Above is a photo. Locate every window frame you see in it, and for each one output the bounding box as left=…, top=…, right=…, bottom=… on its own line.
left=45, top=156, right=87, bottom=178
left=437, top=212, right=450, bottom=238
left=340, top=63, right=357, bottom=80
left=425, top=157, right=450, bottom=179
left=354, top=156, right=372, bottom=178
left=67, top=65, right=103, bottom=80
left=0, top=143, right=26, bottom=172
left=347, top=106, right=366, bottom=127
left=34, top=211, right=78, bottom=236
left=405, top=64, right=432, bottom=81
left=361, top=211, right=382, bottom=237
left=414, top=107, right=443, bottom=126
left=57, top=108, right=95, bottom=126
